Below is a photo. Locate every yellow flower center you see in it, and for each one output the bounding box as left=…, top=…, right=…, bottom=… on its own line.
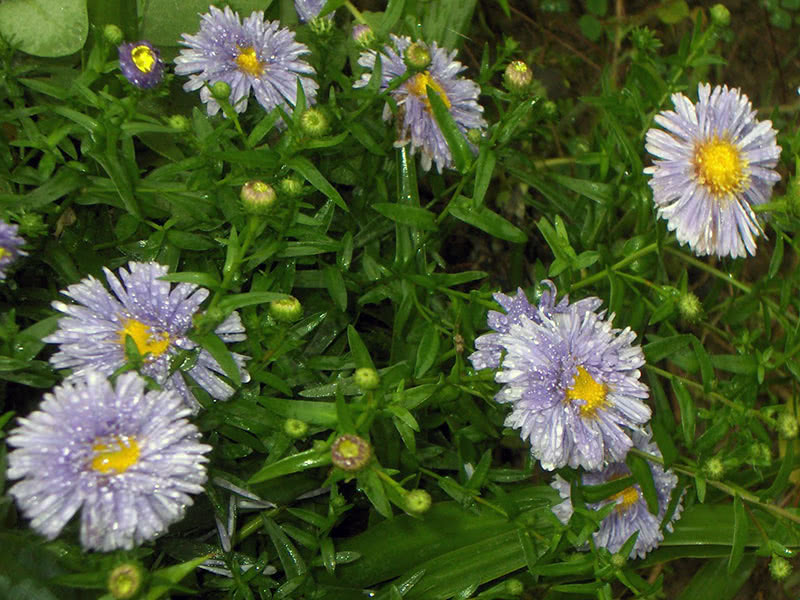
left=565, top=366, right=608, bottom=418
left=336, top=438, right=361, bottom=459
left=693, top=136, right=747, bottom=198
left=235, top=46, right=264, bottom=77
left=407, top=71, right=451, bottom=112
left=119, top=319, right=170, bottom=358
left=131, top=45, right=156, bottom=74
left=0, top=247, right=7, bottom=260
left=91, top=436, right=140, bottom=474
left=610, top=485, right=640, bottom=514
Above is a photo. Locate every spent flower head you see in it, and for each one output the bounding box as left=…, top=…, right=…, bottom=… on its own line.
left=43, top=261, right=250, bottom=412
left=471, top=281, right=651, bottom=471
left=118, top=41, right=164, bottom=88
left=645, top=83, right=781, bottom=258
left=504, top=60, right=533, bottom=92
left=331, top=434, right=371, bottom=471
left=108, top=563, right=145, bottom=599
left=354, top=34, right=486, bottom=172
left=6, top=371, right=211, bottom=551
left=241, top=180, right=277, bottom=214
left=175, top=6, right=318, bottom=117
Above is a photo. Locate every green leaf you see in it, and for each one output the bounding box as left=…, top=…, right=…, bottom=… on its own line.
left=159, top=272, right=220, bottom=288
left=427, top=86, right=473, bottom=174
left=146, top=554, right=210, bottom=600
left=287, top=156, right=347, bottom=212
left=347, top=325, right=375, bottom=369
left=376, top=0, right=405, bottom=38
left=414, top=328, right=440, bottom=378
left=671, top=379, right=695, bottom=447
left=324, top=266, right=348, bottom=311
left=626, top=452, right=658, bottom=515
left=656, top=0, right=690, bottom=24
left=727, top=495, right=747, bottom=574
left=188, top=332, right=241, bottom=385
left=262, top=516, right=308, bottom=578
left=643, top=334, right=692, bottom=363
left=472, top=148, right=495, bottom=207
left=0, top=0, right=88, bottom=57
left=0, top=169, right=83, bottom=210
left=711, top=354, right=757, bottom=375
left=362, top=469, right=393, bottom=518
left=249, top=446, right=332, bottom=483
left=578, top=14, right=603, bottom=42
left=372, top=203, right=438, bottom=231
left=217, top=291, right=289, bottom=313
left=450, top=197, right=527, bottom=243
left=677, top=556, right=755, bottom=600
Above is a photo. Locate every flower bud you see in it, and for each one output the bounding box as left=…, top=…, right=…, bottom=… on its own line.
left=103, top=24, right=124, bottom=46
left=677, top=292, right=702, bottom=323
left=331, top=434, right=371, bottom=471
left=701, top=457, right=725, bottom=480
left=467, top=128, right=482, bottom=145
left=269, top=296, right=303, bottom=322
left=241, top=180, right=277, bottom=215
left=505, top=579, right=524, bottom=596
left=108, top=563, right=144, bottom=600
left=284, top=418, right=309, bottom=439
left=211, top=80, right=232, bottom=102
left=167, top=114, right=190, bottom=132
left=709, top=4, right=731, bottom=28
left=404, top=41, right=431, bottom=70
left=352, top=24, right=375, bottom=48
left=17, top=213, right=46, bottom=238
left=778, top=412, right=799, bottom=440
left=610, top=552, right=627, bottom=569
left=300, top=108, right=330, bottom=137
left=280, top=176, right=304, bottom=196
left=310, top=16, right=334, bottom=36
left=769, top=556, right=792, bottom=581
left=542, top=100, right=558, bottom=119
left=354, top=367, right=380, bottom=391
left=405, top=489, right=432, bottom=514
left=504, top=60, right=533, bottom=92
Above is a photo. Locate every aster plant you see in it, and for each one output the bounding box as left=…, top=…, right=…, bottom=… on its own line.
left=645, top=83, right=781, bottom=258
left=174, top=5, right=318, bottom=117
left=6, top=371, right=211, bottom=551
left=471, top=282, right=651, bottom=471
left=117, top=41, right=164, bottom=88
left=0, top=219, right=26, bottom=279
left=43, top=261, right=249, bottom=412
left=551, top=432, right=683, bottom=559
left=354, top=34, right=486, bottom=172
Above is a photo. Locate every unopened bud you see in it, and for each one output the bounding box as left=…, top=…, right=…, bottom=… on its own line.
left=210, top=80, right=232, bottom=102
left=354, top=367, right=380, bottom=390
left=405, top=41, right=431, bottom=70
left=167, top=114, right=190, bottom=132
left=241, top=180, right=277, bottom=215
left=284, top=418, right=309, bottom=439
left=17, top=213, right=46, bottom=238
left=405, top=489, right=432, bottom=514
left=310, top=16, right=334, bottom=36
left=467, top=129, right=482, bottom=145
left=300, top=108, right=330, bottom=137
left=331, top=434, right=371, bottom=471
left=504, top=60, right=533, bottom=92
left=770, top=556, right=792, bottom=581
left=280, top=176, right=304, bottom=196
left=269, top=296, right=303, bottom=322
left=352, top=24, right=375, bottom=47
left=678, top=292, right=702, bottom=323
left=702, top=457, right=725, bottom=480
left=103, top=24, right=124, bottom=46
left=610, top=552, right=626, bottom=568
left=505, top=579, right=524, bottom=596
left=709, top=4, right=731, bottom=28
left=108, top=563, right=144, bottom=600
left=778, top=412, right=799, bottom=440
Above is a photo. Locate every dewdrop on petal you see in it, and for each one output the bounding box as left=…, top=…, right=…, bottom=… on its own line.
left=0, top=220, right=27, bottom=279
left=331, top=434, right=372, bottom=471
left=108, top=563, right=145, bottom=599
left=241, top=180, right=277, bottom=215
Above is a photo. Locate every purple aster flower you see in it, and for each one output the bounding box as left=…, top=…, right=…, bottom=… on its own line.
left=470, top=281, right=603, bottom=371
left=6, top=371, right=211, bottom=551
left=551, top=431, right=683, bottom=559
left=477, top=281, right=650, bottom=471
left=645, top=83, right=781, bottom=258
left=354, top=34, right=486, bottom=172
left=174, top=5, right=318, bottom=117
left=118, top=41, right=164, bottom=89
left=0, top=220, right=26, bottom=280
left=43, top=261, right=249, bottom=412
left=295, top=0, right=333, bottom=23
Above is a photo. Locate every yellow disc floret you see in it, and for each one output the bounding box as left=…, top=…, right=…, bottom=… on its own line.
left=407, top=71, right=451, bottom=112
left=131, top=45, right=156, bottom=74
left=610, top=485, right=640, bottom=514
left=693, top=136, right=747, bottom=198
left=91, top=436, right=141, bottom=474
left=235, top=46, right=264, bottom=77
left=119, top=319, right=170, bottom=358
left=565, top=366, right=608, bottom=418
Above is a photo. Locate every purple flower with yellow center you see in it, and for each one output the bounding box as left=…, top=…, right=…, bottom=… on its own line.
left=354, top=34, right=486, bottom=172
left=0, top=220, right=26, bottom=280
left=43, top=261, right=249, bottom=412
left=6, top=371, right=211, bottom=551
left=645, top=83, right=781, bottom=258
left=475, top=281, right=650, bottom=471
left=551, top=432, right=682, bottom=559
left=174, top=5, right=318, bottom=117
left=118, top=41, right=164, bottom=88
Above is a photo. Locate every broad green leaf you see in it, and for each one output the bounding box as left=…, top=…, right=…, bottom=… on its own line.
left=372, top=203, right=438, bottom=231
left=0, top=0, right=88, bottom=57
left=347, top=325, right=375, bottom=369
left=414, top=327, right=440, bottom=378
left=643, top=334, right=692, bottom=363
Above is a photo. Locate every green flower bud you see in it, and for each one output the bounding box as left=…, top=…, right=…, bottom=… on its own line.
left=269, top=296, right=303, bottom=322
left=166, top=114, right=190, bottom=132
left=610, top=552, right=627, bottom=569
left=18, top=213, right=46, bottom=237
left=300, top=108, right=330, bottom=137
left=210, top=80, right=232, bottom=102
left=241, top=180, right=277, bottom=215
left=352, top=24, right=375, bottom=48
left=677, top=292, right=702, bottom=323
left=284, top=418, right=309, bottom=439
left=331, top=434, right=372, bottom=471
left=354, top=367, right=380, bottom=391
left=103, top=24, right=124, bottom=46
left=503, top=60, right=533, bottom=92
left=702, top=457, right=725, bottom=480
left=280, top=176, right=304, bottom=196
left=505, top=579, right=524, bottom=596
left=709, top=4, right=731, bottom=28
left=769, top=556, right=792, bottom=580
left=405, top=489, right=432, bottom=514
left=310, top=16, right=334, bottom=36
left=542, top=100, right=558, bottom=119
left=466, top=128, right=482, bottom=145
left=778, top=412, right=799, bottom=440
left=108, top=563, right=144, bottom=600
left=193, top=307, right=226, bottom=335
left=405, top=41, right=431, bottom=70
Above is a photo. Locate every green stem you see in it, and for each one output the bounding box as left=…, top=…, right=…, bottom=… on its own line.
left=344, top=1, right=367, bottom=24
left=663, top=247, right=751, bottom=293
left=571, top=241, right=660, bottom=291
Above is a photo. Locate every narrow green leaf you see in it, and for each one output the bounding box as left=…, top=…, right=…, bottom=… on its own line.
left=377, top=0, right=405, bottom=38
left=372, top=203, right=437, bottom=231
left=626, top=452, right=658, bottom=515
left=249, top=446, right=332, bottom=483
left=287, top=156, right=347, bottom=211
left=414, top=328, right=440, bottom=378
left=347, top=325, right=375, bottom=369
left=189, top=332, right=241, bottom=386
left=677, top=556, right=755, bottom=600
left=324, top=265, right=348, bottom=311
left=217, top=291, right=289, bottom=313
left=261, top=516, right=308, bottom=578
left=550, top=173, right=613, bottom=204
left=727, top=495, right=747, bottom=574
left=145, top=554, right=210, bottom=600
left=362, top=469, right=393, bottom=518
left=159, top=272, right=221, bottom=288
left=671, top=379, right=695, bottom=447
left=711, top=354, right=757, bottom=374
left=643, top=334, right=692, bottom=363
left=472, top=148, right=495, bottom=207
left=450, top=197, right=526, bottom=243
left=427, top=86, right=472, bottom=174
left=691, top=336, right=714, bottom=393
